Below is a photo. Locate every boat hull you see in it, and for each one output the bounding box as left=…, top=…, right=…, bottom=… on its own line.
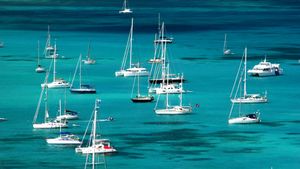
left=70, top=88, right=96, bottom=94
left=149, top=78, right=185, bottom=84
left=76, top=147, right=117, bottom=154
left=131, top=96, right=154, bottom=103
left=155, top=106, right=192, bottom=115
left=33, top=122, right=68, bottom=129
left=231, top=98, right=267, bottom=104
left=228, top=117, right=260, bottom=124
left=46, top=138, right=81, bottom=145
left=41, top=81, right=70, bottom=89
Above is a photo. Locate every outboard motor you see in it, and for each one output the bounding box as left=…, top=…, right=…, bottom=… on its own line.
left=275, top=68, right=280, bottom=76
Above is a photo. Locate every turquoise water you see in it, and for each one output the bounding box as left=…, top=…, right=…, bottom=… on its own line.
left=0, top=1, right=300, bottom=169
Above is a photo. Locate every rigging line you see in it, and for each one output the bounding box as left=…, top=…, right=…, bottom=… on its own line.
left=230, top=50, right=245, bottom=98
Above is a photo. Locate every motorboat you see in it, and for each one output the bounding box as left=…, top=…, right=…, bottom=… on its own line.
left=247, top=57, right=283, bottom=77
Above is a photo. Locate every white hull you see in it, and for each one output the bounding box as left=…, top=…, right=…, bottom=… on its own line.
left=228, top=117, right=260, bottom=124
left=115, top=70, right=125, bottom=77
left=41, top=80, right=70, bottom=88
left=123, top=68, right=149, bottom=77
left=35, top=67, right=46, bottom=73
left=46, top=137, right=81, bottom=145
left=82, top=59, right=95, bottom=65
left=231, top=97, right=267, bottom=104
left=56, top=114, right=78, bottom=120
left=155, top=106, right=192, bottom=115
left=76, top=146, right=117, bottom=154
left=119, top=9, right=132, bottom=14
left=247, top=69, right=283, bottom=77
left=33, top=122, right=68, bottom=129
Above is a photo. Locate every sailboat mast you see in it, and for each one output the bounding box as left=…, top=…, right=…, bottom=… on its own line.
left=137, top=71, right=140, bottom=97
left=166, top=64, right=170, bottom=109
left=53, top=43, right=57, bottom=82
left=179, top=74, right=183, bottom=107
left=161, top=23, right=166, bottom=81
left=79, top=54, right=82, bottom=88
left=37, top=40, right=40, bottom=66
left=223, top=34, right=227, bottom=53
left=244, top=47, right=247, bottom=97
left=59, top=99, right=62, bottom=134
left=92, top=99, right=99, bottom=148
left=129, top=18, right=133, bottom=69
left=44, top=82, right=49, bottom=122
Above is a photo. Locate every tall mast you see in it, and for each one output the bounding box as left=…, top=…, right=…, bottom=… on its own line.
left=129, top=18, right=133, bottom=69
left=161, top=22, right=166, bottom=81
left=223, top=33, right=227, bottom=53
left=165, top=64, right=169, bottom=109
left=137, top=69, right=140, bottom=97
left=53, top=43, right=57, bottom=82
left=79, top=54, right=82, bottom=88
left=244, top=47, right=247, bottom=97
left=44, top=81, right=49, bottom=122
left=59, top=99, right=62, bottom=134
left=37, top=40, right=40, bottom=66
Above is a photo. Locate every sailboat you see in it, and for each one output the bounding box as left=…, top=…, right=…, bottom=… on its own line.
left=131, top=71, right=154, bottom=103
left=56, top=88, right=79, bottom=120
left=115, top=18, right=149, bottom=77
left=33, top=73, right=68, bottom=129
left=46, top=100, right=81, bottom=145
left=119, top=0, right=132, bottom=14
left=41, top=44, right=70, bottom=88
left=148, top=22, right=183, bottom=84
left=70, top=54, right=96, bottom=94
left=223, top=33, right=233, bottom=55
left=154, top=67, right=192, bottom=115
left=75, top=99, right=117, bottom=154
left=228, top=102, right=261, bottom=124
left=230, top=47, right=267, bottom=104
left=82, top=42, right=96, bottom=65
left=35, top=40, right=46, bottom=73
left=153, top=14, right=173, bottom=44
left=44, top=25, right=58, bottom=59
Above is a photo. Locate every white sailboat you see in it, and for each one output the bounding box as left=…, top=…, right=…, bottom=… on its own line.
left=115, top=18, right=149, bottom=77
left=230, top=47, right=267, bottom=104
left=33, top=73, right=68, bottom=129
left=44, top=25, right=58, bottom=59
left=119, top=0, right=132, bottom=14
left=35, top=40, right=46, bottom=73
left=154, top=67, right=192, bottom=115
left=223, top=33, right=233, bottom=55
left=228, top=102, right=261, bottom=124
left=153, top=14, right=173, bottom=44
left=70, top=54, right=96, bottom=94
left=82, top=42, right=96, bottom=65
left=75, top=99, right=116, bottom=154
left=41, top=44, right=70, bottom=88
left=46, top=100, right=81, bottom=145
left=56, top=89, right=79, bottom=121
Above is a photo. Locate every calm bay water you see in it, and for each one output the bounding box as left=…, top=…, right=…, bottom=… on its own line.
left=0, top=1, right=299, bottom=169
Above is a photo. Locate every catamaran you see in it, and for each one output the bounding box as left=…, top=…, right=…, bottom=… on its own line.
left=247, top=56, right=283, bottom=77
left=35, top=40, right=46, bottom=73
left=115, top=18, right=149, bottom=77
left=230, top=48, right=267, bottom=104
left=75, top=99, right=116, bottom=154
left=70, top=54, right=96, bottom=94
left=41, top=44, right=70, bottom=88
left=33, top=73, right=68, bottom=129
left=119, top=0, right=132, bottom=14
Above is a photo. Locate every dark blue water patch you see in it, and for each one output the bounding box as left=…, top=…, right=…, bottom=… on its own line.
left=0, top=55, right=13, bottom=58
left=4, top=58, right=34, bottom=62
left=223, top=147, right=263, bottom=154
left=113, top=150, right=144, bottom=159
left=0, top=160, right=27, bottom=169
left=0, top=134, right=44, bottom=143
left=185, top=157, right=213, bottom=161
left=143, top=121, right=189, bottom=125
left=208, top=130, right=261, bottom=143
left=260, top=121, right=285, bottom=127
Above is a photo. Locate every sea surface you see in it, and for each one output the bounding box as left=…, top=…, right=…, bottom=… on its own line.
left=0, top=0, right=299, bottom=169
